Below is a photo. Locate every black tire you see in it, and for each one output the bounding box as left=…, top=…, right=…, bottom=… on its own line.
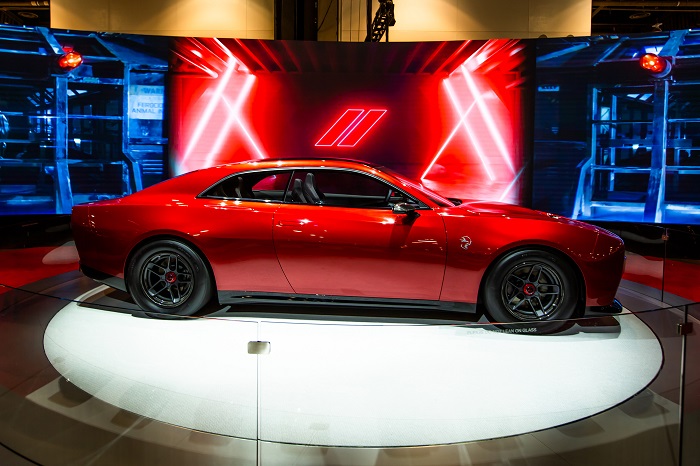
left=127, top=239, right=213, bottom=316
left=483, top=249, right=579, bottom=331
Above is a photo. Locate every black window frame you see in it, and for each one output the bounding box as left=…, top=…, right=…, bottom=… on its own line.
left=284, top=167, right=428, bottom=210
left=198, top=167, right=429, bottom=210
left=198, top=168, right=294, bottom=203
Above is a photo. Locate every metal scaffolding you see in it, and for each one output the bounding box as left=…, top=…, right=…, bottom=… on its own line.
left=0, top=25, right=168, bottom=214
left=536, top=30, right=700, bottom=224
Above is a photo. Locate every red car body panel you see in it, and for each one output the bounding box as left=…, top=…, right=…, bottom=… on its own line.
left=71, top=159, right=625, bottom=311
left=438, top=203, right=623, bottom=306
left=273, top=203, right=446, bottom=300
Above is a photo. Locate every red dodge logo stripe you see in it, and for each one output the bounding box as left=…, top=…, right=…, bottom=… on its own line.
left=315, top=108, right=387, bottom=147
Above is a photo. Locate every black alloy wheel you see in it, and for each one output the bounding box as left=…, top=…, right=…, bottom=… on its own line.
left=127, top=240, right=213, bottom=316
left=500, top=261, right=563, bottom=321
left=140, top=250, right=194, bottom=308
left=483, top=249, right=578, bottom=329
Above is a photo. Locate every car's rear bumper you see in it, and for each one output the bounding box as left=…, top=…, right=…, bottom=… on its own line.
left=81, top=264, right=127, bottom=293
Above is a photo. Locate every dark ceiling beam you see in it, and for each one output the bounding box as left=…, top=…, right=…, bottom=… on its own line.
left=0, top=1, right=49, bottom=6
left=0, top=9, right=22, bottom=24
left=592, top=1, right=700, bottom=8
left=598, top=7, right=700, bottom=12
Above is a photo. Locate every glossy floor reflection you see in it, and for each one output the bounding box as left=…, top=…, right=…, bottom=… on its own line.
left=0, top=273, right=685, bottom=465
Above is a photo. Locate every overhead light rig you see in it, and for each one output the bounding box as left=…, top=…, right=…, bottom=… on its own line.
left=365, top=0, right=396, bottom=42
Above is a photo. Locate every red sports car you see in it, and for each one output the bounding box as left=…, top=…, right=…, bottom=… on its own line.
left=71, top=159, right=624, bottom=323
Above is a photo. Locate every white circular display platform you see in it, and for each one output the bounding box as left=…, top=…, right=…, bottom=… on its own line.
left=44, top=286, right=662, bottom=448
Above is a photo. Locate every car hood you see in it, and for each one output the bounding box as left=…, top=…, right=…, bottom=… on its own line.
left=456, top=200, right=551, bottom=218
left=454, top=200, right=601, bottom=230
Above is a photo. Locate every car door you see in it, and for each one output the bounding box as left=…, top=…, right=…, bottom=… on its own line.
left=195, top=169, right=295, bottom=294
left=273, top=168, right=447, bottom=301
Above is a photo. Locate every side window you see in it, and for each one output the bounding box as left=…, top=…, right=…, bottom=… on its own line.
left=202, top=170, right=291, bottom=202
left=285, top=169, right=419, bottom=208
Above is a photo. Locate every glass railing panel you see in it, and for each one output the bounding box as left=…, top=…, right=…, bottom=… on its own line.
left=530, top=308, right=683, bottom=466
left=0, top=280, right=260, bottom=465
left=598, top=223, right=666, bottom=301
left=664, top=227, right=700, bottom=305
left=681, top=302, right=700, bottom=466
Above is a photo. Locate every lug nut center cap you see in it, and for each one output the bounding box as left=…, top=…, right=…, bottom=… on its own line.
left=523, top=283, right=537, bottom=296
left=165, top=271, right=177, bottom=284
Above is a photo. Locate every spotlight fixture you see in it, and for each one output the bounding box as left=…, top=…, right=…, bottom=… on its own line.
left=57, top=48, right=83, bottom=71
left=639, top=53, right=672, bottom=78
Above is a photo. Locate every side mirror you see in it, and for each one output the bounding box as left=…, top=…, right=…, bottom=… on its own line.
left=392, top=203, right=418, bottom=216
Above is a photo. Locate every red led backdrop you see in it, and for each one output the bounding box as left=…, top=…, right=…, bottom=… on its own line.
left=170, top=38, right=530, bottom=203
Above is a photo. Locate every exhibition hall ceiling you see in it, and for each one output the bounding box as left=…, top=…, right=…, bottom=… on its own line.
left=0, top=0, right=49, bottom=27
left=5, top=1, right=700, bottom=36
left=592, top=0, right=700, bottom=34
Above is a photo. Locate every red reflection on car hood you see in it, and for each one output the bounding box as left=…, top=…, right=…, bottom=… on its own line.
left=456, top=200, right=602, bottom=230
left=457, top=200, right=547, bottom=217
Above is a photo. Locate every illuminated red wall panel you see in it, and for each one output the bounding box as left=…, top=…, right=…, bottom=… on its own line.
left=170, top=38, right=531, bottom=203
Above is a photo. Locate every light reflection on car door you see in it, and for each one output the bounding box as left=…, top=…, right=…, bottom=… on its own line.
left=195, top=169, right=294, bottom=294
left=272, top=170, right=447, bottom=300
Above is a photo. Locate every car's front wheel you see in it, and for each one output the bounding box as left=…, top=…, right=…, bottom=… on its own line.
left=483, top=249, right=578, bottom=328
left=127, top=239, right=213, bottom=316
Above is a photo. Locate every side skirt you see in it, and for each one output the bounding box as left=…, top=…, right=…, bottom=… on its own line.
left=585, top=299, right=623, bottom=315
left=217, top=291, right=477, bottom=313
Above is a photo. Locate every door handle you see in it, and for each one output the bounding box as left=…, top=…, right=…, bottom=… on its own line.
left=276, top=220, right=298, bottom=227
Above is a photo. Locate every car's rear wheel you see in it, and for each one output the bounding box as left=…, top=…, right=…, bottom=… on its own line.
left=483, top=249, right=578, bottom=331
left=127, top=240, right=212, bottom=316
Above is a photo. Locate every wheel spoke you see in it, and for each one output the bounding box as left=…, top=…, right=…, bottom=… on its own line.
left=527, top=265, right=542, bottom=283
left=538, top=284, right=560, bottom=295
left=506, top=293, right=520, bottom=306
left=147, top=280, right=167, bottom=296
left=146, top=262, right=165, bottom=275
left=506, top=274, right=524, bottom=288
left=169, top=285, right=181, bottom=304
left=531, top=297, right=546, bottom=318
left=508, top=294, right=527, bottom=310
left=146, top=268, right=162, bottom=282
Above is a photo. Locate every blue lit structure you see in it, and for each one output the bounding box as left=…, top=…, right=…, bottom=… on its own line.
left=535, top=30, right=700, bottom=225
left=0, top=25, right=168, bottom=214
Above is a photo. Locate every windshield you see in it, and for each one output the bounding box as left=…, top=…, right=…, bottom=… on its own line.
left=378, top=166, right=455, bottom=207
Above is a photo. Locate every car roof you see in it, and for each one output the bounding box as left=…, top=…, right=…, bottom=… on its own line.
left=218, top=158, right=383, bottom=172
left=148, top=158, right=390, bottom=198
left=210, top=158, right=454, bottom=207
left=134, top=157, right=454, bottom=208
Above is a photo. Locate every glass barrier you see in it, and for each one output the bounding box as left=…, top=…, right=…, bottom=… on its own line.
left=0, top=275, right=696, bottom=465
left=681, top=302, right=700, bottom=465
left=604, top=223, right=666, bottom=302
left=665, top=228, right=700, bottom=304
left=0, top=281, right=261, bottom=465
left=597, top=222, right=699, bottom=305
